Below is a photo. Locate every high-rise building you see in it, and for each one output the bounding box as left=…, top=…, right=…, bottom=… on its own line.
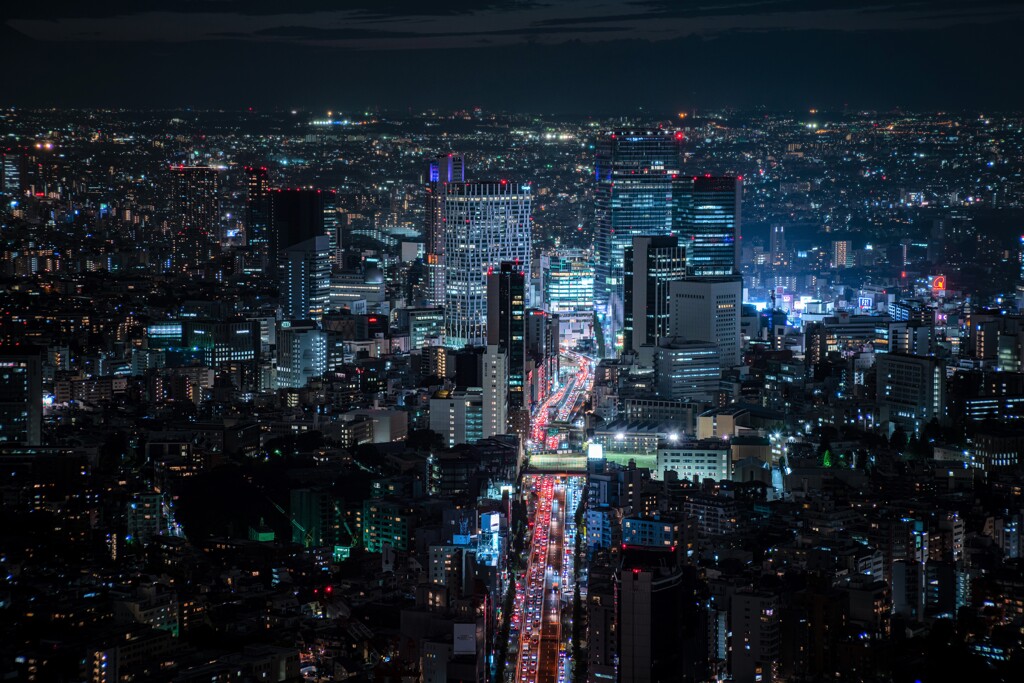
left=673, top=175, right=741, bottom=277
left=268, top=188, right=328, bottom=274
left=425, top=155, right=465, bottom=307
left=667, top=277, right=743, bottom=368
left=1, top=149, right=22, bottom=197
left=616, top=547, right=698, bottom=683
left=170, top=165, right=220, bottom=271
left=322, top=191, right=340, bottom=263
left=487, top=262, right=526, bottom=419
left=482, top=345, right=508, bottom=439
left=276, top=320, right=326, bottom=389
left=180, top=319, right=260, bottom=369
left=541, top=251, right=594, bottom=342
left=770, top=225, right=786, bottom=266
left=877, top=353, right=947, bottom=436
left=443, top=181, right=532, bottom=347
left=406, top=307, right=445, bottom=348
left=655, top=339, right=721, bottom=403
left=244, top=166, right=270, bottom=257
left=831, top=239, right=852, bottom=269
left=624, top=235, right=687, bottom=351
left=594, top=131, right=682, bottom=324
left=730, top=590, right=781, bottom=683
left=281, top=235, right=331, bottom=322
left=0, top=346, right=42, bottom=446
left=429, top=387, right=484, bottom=448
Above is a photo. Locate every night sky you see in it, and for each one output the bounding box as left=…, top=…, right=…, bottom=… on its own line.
left=3, top=1, right=1022, bottom=112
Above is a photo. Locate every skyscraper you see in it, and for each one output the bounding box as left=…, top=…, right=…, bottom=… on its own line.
left=170, top=165, right=220, bottom=271
left=0, top=346, right=43, bottom=446
left=425, top=155, right=465, bottom=307
left=594, top=130, right=682, bottom=327
left=667, top=277, right=743, bottom=369
left=482, top=345, right=509, bottom=439
left=276, top=320, right=326, bottom=390
left=488, top=262, right=526, bottom=431
left=268, top=188, right=327, bottom=274
left=244, top=166, right=270, bottom=258
left=281, top=235, right=331, bottom=322
left=673, top=175, right=742, bottom=277
left=624, top=235, right=687, bottom=351
left=443, top=180, right=532, bottom=347
left=1, top=149, right=22, bottom=197
left=770, top=224, right=786, bottom=266
left=487, top=262, right=526, bottom=401
left=541, top=251, right=594, bottom=342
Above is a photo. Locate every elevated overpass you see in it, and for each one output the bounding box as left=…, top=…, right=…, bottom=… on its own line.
left=525, top=453, right=588, bottom=473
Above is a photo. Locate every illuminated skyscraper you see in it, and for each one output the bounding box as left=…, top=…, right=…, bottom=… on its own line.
left=281, top=235, right=331, bottom=322
left=482, top=345, right=509, bottom=439
left=425, top=154, right=465, bottom=307
left=488, top=261, right=526, bottom=426
left=170, top=165, right=220, bottom=271
left=244, top=166, right=270, bottom=257
left=624, top=235, right=687, bottom=351
left=594, top=130, right=682, bottom=326
left=541, top=251, right=594, bottom=342
left=1, top=149, right=22, bottom=197
left=443, top=180, right=531, bottom=347
left=831, top=239, right=852, bottom=269
left=673, top=175, right=742, bottom=277
left=667, top=277, right=742, bottom=369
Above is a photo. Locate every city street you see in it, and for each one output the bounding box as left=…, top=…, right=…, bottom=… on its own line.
left=512, top=475, right=582, bottom=683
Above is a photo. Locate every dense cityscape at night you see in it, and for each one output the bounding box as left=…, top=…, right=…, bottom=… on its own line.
left=3, top=2, right=1024, bottom=683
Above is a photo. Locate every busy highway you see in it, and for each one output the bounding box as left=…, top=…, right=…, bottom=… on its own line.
left=511, top=475, right=583, bottom=683
left=529, top=351, right=595, bottom=452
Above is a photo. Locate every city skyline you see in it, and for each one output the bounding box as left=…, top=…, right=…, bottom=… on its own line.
left=2, top=3, right=1024, bottom=682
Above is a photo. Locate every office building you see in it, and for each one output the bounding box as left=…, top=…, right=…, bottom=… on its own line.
left=617, top=547, right=691, bottom=683
left=244, top=166, right=270, bottom=256
left=541, top=251, right=594, bottom=342
left=0, top=346, right=43, bottom=446
left=276, top=320, right=326, bottom=389
left=181, top=319, right=260, bottom=368
left=443, top=181, right=532, bottom=347
left=281, top=235, right=331, bottom=322
left=482, top=345, right=508, bottom=439
left=877, top=353, right=947, bottom=436
left=487, top=261, right=526, bottom=419
left=425, top=154, right=465, bottom=307
left=1, top=149, right=21, bottom=196
left=429, top=388, right=484, bottom=448
left=655, top=339, right=721, bottom=403
left=594, top=130, right=682, bottom=321
left=170, top=165, right=220, bottom=271
left=656, top=439, right=731, bottom=483
left=406, top=307, right=445, bottom=348
left=673, top=175, right=742, bottom=277
left=624, top=235, right=687, bottom=351
left=268, top=188, right=330, bottom=274
left=667, top=277, right=743, bottom=368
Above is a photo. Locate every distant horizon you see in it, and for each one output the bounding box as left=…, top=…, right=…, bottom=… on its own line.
left=3, top=4, right=1023, bottom=113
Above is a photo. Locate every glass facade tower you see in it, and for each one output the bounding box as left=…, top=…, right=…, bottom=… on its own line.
left=443, top=181, right=532, bottom=348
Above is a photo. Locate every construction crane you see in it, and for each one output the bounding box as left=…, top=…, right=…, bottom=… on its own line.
left=268, top=498, right=314, bottom=548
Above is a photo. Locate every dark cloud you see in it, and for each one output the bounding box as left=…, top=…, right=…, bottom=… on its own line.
left=1, top=1, right=547, bottom=21
left=1, top=1, right=1020, bottom=110
left=252, top=23, right=626, bottom=40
